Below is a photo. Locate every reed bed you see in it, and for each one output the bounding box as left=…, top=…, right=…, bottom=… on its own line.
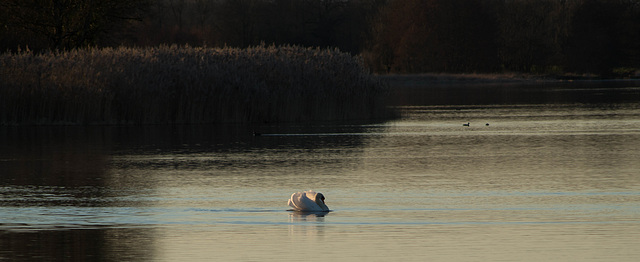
left=0, top=45, right=390, bottom=125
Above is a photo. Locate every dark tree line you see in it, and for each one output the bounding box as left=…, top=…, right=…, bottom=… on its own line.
left=131, top=0, right=384, bottom=54
left=366, top=0, right=640, bottom=76
left=1, top=0, right=383, bottom=55
left=0, top=0, right=150, bottom=50
left=363, top=0, right=499, bottom=73
left=2, top=0, right=639, bottom=75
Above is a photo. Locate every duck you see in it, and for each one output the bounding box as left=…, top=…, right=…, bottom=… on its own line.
left=463, top=122, right=470, bottom=127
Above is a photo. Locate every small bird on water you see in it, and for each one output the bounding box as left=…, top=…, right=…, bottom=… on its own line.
left=463, top=122, right=470, bottom=127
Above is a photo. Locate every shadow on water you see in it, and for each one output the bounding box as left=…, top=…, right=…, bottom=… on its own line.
left=0, top=228, right=154, bottom=262
left=0, top=127, right=156, bottom=261
left=0, top=122, right=378, bottom=184
left=0, top=122, right=375, bottom=261
left=0, top=126, right=111, bottom=187
left=288, top=210, right=331, bottom=218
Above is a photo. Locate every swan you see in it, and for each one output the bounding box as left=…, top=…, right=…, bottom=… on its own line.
left=288, top=190, right=330, bottom=212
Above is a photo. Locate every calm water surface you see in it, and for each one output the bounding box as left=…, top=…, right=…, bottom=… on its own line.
left=2, top=81, right=640, bottom=261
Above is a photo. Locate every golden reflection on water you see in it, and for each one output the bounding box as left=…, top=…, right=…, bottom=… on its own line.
left=148, top=222, right=640, bottom=261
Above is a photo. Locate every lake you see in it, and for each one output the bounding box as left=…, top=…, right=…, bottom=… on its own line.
left=2, top=79, right=640, bottom=261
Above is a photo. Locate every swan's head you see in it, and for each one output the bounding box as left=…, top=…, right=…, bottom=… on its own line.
left=316, top=193, right=326, bottom=204
left=314, top=193, right=329, bottom=211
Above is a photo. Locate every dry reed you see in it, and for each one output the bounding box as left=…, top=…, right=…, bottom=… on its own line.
left=0, top=45, right=390, bottom=125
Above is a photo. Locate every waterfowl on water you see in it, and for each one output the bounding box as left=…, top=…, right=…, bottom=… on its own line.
left=288, top=190, right=330, bottom=212
left=463, top=122, right=470, bottom=127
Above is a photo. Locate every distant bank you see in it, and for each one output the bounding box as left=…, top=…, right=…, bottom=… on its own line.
left=379, top=73, right=640, bottom=87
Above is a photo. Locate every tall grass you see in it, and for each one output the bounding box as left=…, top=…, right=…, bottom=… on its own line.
left=0, top=45, right=390, bottom=125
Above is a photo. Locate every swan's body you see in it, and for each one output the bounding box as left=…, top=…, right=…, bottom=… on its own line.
left=288, top=190, right=330, bottom=212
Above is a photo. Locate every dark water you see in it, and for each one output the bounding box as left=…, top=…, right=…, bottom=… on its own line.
left=2, top=80, right=640, bottom=261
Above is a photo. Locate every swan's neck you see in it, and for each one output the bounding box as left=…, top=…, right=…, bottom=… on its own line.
left=315, top=196, right=329, bottom=211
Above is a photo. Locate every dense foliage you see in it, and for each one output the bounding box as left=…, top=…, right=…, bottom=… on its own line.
left=0, top=45, right=389, bottom=125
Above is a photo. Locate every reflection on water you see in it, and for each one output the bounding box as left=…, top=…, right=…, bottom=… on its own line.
left=0, top=228, right=154, bottom=261
left=2, top=81, right=640, bottom=261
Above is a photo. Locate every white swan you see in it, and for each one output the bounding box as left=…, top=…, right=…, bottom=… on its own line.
left=288, top=190, right=330, bottom=212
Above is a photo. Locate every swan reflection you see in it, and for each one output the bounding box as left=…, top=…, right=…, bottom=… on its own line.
left=288, top=210, right=328, bottom=238
left=289, top=210, right=329, bottom=221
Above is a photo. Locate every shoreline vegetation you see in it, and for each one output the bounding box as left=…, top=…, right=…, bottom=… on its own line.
left=0, top=45, right=391, bottom=126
